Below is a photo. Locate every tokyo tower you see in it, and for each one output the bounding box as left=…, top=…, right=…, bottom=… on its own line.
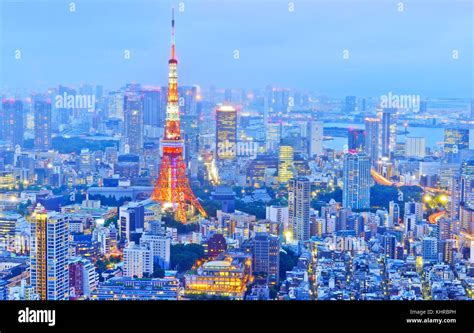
left=152, top=9, right=206, bottom=223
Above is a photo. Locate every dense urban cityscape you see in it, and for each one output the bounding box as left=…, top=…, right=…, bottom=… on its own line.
left=0, top=3, right=473, bottom=304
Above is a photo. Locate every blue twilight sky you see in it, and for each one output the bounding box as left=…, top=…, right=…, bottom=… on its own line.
left=0, top=0, right=472, bottom=98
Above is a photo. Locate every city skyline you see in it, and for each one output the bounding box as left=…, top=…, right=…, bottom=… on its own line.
left=1, top=3, right=474, bottom=329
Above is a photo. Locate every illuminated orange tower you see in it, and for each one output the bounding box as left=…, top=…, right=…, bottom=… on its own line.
left=152, top=9, right=206, bottom=223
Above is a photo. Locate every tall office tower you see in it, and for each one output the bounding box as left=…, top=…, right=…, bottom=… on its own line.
left=404, top=214, right=417, bottom=234
left=383, top=233, right=396, bottom=259
left=272, top=89, right=290, bottom=112
left=266, top=122, right=281, bottom=152
left=152, top=10, right=206, bottom=223
left=460, top=160, right=474, bottom=209
left=348, top=128, right=365, bottom=152
left=288, top=177, right=310, bottom=241
left=119, top=202, right=145, bottom=242
left=179, top=86, right=198, bottom=116
left=437, top=217, right=452, bottom=260
left=264, top=85, right=272, bottom=120
left=450, top=173, right=461, bottom=221
left=360, top=98, right=367, bottom=112
left=307, top=121, right=323, bottom=157
left=34, top=99, right=52, bottom=150
left=107, top=91, right=125, bottom=119
left=381, top=108, right=396, bottom=158
left=460, top=205, right=474, bottom=236
left=342, top=152, right=371, bottom=210
left=123, top=241, right=153, bottom=278
left=142, top=89, right=163, bottom=127
left=405, top=137, right=426, bottom=158
left=1, top=99, right=24, bottom=146
left=422, top=237, right=438, bottom=262
left=444, top=127, right=469, bottom=163
left=404, top=200, right=423, bottom=221
left=388, top=201, right=400, bottom=227
left=224, top=88, right=232, bottom=102
left=364, top=118, right=380, bottom=165
left=123, top=94, right=144, bottom=155
left=30, top=204, right=69, bottom=300
left=253, top=233, right=280, bottom=285
left=278, top=145, right=294, bottom=184
left=55, top=85, right=76, bottom=125
left=216, top=105, right=237, bottom=160
left=344, top=96, right=356, bottom=113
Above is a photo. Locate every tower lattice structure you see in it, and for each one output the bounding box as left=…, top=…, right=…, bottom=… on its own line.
left=152, top=9, right=206, bottom=223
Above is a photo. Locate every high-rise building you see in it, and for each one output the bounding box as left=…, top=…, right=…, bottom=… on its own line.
left=342, top=152, right=371, bottom=210
left=388, top=201, right=400, bottom=227
left=140, top=231, right=171, bottom=270
left=124, top=94, right=144, bottom=155
left=152, top=11, right=206, bottom=223
left=278, top=145, right=294, bottom=184
left=119, top=202, right=145, bottom=242
left=436, top=217, right=452, bottom=262
left=364, top=118, right=380, bottom=165
left=422, top=237, right=438, bottom=262
left=253, top=233, right=280, bottom=285
left=383, top=233, right=396, bottom=259
left=288, top=177, right=310, bottom=241
left=30, top=204, right=69, bottom=300
left=307, top=121, right=323, bottom=157
left=272, top=89, right=290, bottom=112
left=404, top=214, right=417, bottom=234
left=266, top=122, right=281, bottom=152
left=460, top=159, right=474, bottom=209
left=179, top=86, right=198, bottom=116
left=444, top=127, right=469, bottom=163
left=405, top=137, right=426, bottom=158
left=142, top=89, right=163, bottom=127
left=381, top=108, right=396, bottom=158
left=123, top=241, right=154, bottom=278
left=216, top=105, right=237, bottom=160
left=404, top=200, right=423, bottom=222
left=1, top=99, right=24, bottom=146
left=34, top=99, right=52, bottom=150
left=348, top=128, right=365, bottom=152
left=450, top=172, right=461, bottom=221
left=344, top=96, right=356, bottom=113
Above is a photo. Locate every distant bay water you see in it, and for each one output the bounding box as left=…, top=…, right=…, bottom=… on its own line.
left=323, top=122, right=445, bottom=151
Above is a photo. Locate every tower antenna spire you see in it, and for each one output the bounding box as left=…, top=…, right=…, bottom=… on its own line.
left=171, top=7, right=176, bottom=60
